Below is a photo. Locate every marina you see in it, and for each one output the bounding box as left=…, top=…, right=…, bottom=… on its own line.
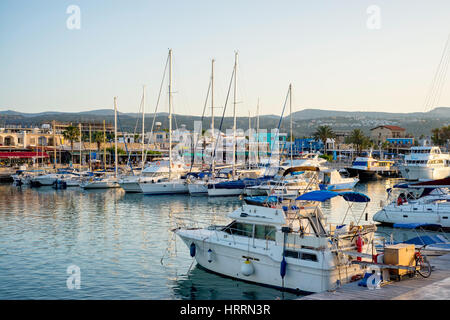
left=1, top=1, right=450, bottom=306
left=1, top=176, right=448, bottom=300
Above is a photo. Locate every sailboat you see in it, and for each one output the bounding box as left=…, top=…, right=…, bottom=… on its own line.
left=81, top=97, right=120, bottom=189
left=139, top=49, right=189, bottom=195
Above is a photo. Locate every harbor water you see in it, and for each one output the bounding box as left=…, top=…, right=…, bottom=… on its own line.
left=0, top=179, right=445, bottom=300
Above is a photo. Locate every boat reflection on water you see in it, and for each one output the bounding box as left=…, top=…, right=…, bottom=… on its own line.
left=171, top=265, right=301, bottom=300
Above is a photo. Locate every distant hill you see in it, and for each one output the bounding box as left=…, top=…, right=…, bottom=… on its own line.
left=290, top=107, right=450, bottom=120
left=1, top=107, right=449, bottom=138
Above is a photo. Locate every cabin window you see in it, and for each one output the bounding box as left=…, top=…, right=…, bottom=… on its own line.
left=301, top=253, right=318, bottom=262
left=223, top=221, right=253, bottom=238
left=284, top=250, right=318, bottom=262
left=254, top=225, right=276, bottom=241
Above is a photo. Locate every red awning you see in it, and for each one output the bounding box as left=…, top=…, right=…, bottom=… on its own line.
left=0, top=152, right=50, bottom=159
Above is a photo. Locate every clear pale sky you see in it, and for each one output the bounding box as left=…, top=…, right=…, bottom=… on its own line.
left=0, top=0, right=449, bottom=116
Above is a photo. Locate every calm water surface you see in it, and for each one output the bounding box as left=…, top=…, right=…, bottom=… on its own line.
left=0, top=179, right=442, bottom=300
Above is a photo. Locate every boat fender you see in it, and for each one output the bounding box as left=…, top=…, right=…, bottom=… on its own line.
left=280, top=257, right=287, bottom=279
left=207, top=249, right=213, bottom=263
left=356, top=234, right=364, bottom=261
left=189, top=243, right=196, bottom=257
left=241, top=259, right=254, bottom=276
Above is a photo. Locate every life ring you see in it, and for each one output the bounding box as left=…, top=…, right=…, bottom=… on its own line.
left=156, top=161, right=160, bottom=166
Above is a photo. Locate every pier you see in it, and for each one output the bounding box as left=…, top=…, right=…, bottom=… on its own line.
left=300, top=253, right=450, bottom=300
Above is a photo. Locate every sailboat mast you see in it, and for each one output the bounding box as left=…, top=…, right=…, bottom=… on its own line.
left=168, top=49, right=173, bottom=180
left=141, top=85, right=146, bottom=168
left=232, top=52, right=238, bottom=178
left=211, top=58, right=215, bottom=174
left=114, top=97, right=118, bottom=178
left=89, top=123, right=92, bottom=172
left=103, top=120, right=106, bottom=170
left=289, top=84, right=293, bottom=165
left=256, top=98, right=260, bottom=164
left=79, top=123, right=82, bottom=170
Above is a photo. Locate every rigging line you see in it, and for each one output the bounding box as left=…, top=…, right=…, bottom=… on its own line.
left=188, top=78, right=211, bottom=174
left=212, top=65, right=236, bottom=171
left=269, top=86, right=290, bottom=164
left=127, top=91, right=145, bottom=170
left=428, top=38, right=450, bottom=111
left=432, top=36, right=450, bottom=109
left=142, top=53, right=170, bottom=166
left=423, top=34, right=450, bottom=111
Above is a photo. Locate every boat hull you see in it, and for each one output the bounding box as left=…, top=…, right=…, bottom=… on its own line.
left=207, top=187, right=244, bottom=197
left=400, top=166, right=450, bottom=181
left=188, top=183, right=208, bottom=195
left=140, top=181, right=189, bottom=195
left=176, top=231, right=363, bottom=293
left=373, top=208, right=450, bottom=229
left=119, top=181, right=143, bottom=193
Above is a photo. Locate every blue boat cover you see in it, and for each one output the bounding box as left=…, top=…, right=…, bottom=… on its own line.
left=393, top=223, right=442, bottom=229
left=295, top=190, right=370, bottom=202
left=295, top=190, right=339, bottom=202
left=403, top=235, right=448, bottom=246
left=339, top=191, right=370, bottom=203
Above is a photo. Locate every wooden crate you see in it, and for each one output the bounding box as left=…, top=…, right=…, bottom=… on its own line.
left=384, top=244, right=416, bottom=276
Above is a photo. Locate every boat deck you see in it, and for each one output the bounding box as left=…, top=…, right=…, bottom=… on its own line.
left=300, top=253, right=450, bottom=300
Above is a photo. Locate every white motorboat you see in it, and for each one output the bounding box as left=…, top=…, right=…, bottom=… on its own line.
left=120, top=160, right=187, bottom=193
left=373, top=178, right=450, bottom=230
left=318, top=169, right=359, bottom=191
left=174, top=190, right=377, bottom=293
left=399, top=146, right=450, bottom=181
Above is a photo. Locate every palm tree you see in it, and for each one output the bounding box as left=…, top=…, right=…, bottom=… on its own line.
left=92, top=131, right=105, bottom=151
left=63, top=125, right=80, bottom=164
left=313, top=125, right=335, bottom=154
left=346, top=129, right=370, bottom=155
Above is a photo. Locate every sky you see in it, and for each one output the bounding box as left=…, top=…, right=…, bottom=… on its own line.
left=0, top=0, right=449, bottom=117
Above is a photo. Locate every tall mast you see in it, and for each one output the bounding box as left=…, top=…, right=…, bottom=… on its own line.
left=256, top=98, right=260, bottom=164
left=141, top=85, right=146, bottom=169
left=52, top=120, right=56, bottom=168
left=289, top=84, right=293, bottom=165
left=211, top=59, right=215, bottom=174
left=233, top=52, right=238, bottom=178
left=89, top=123, right=92, bottom=172
left=103, top=120, right=106, bottom=170
left=114, top=97, right=118, bottom=178
left=168, top=49, right=173, bottom=180
left=79, top=123, right=82, bottom=170
left=248, top=111, right=251, bottom=169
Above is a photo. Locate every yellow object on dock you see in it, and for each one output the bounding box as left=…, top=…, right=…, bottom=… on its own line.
left=383, top=244, right=416, bottom=276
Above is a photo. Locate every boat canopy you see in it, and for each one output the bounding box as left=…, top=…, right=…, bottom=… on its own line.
left=282, top=166, right=319, bottom=176
left=295, top=190, right=370, bottom=203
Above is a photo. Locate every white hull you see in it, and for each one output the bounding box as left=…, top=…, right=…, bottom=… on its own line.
left=177, top=230, right=363, bottom=293
left=140, top=181, right=189, bottom=195
left=400, top=165, right=450, bottom=181
left=188, top=183, right=208, bottom=195
left=319, top=180, right=358, bottom=191
left=119, top=181, right=143, bottom=193
left=207, top=187, right=244, bottom=197
left=81, top=181, right=120, bottom=189
left=373, top=205, right=450, bottom=228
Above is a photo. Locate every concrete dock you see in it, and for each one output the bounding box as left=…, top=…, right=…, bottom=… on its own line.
left=301, top=253, right=450, bottom=300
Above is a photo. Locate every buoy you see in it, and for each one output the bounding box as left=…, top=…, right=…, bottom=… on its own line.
left=240, top=259, right=254, bottom=276
left=280, top=257, right=287, bottom=279
left=189, top=243, right=196, bottom=257
left=207, top=249, right=213, bottom=263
